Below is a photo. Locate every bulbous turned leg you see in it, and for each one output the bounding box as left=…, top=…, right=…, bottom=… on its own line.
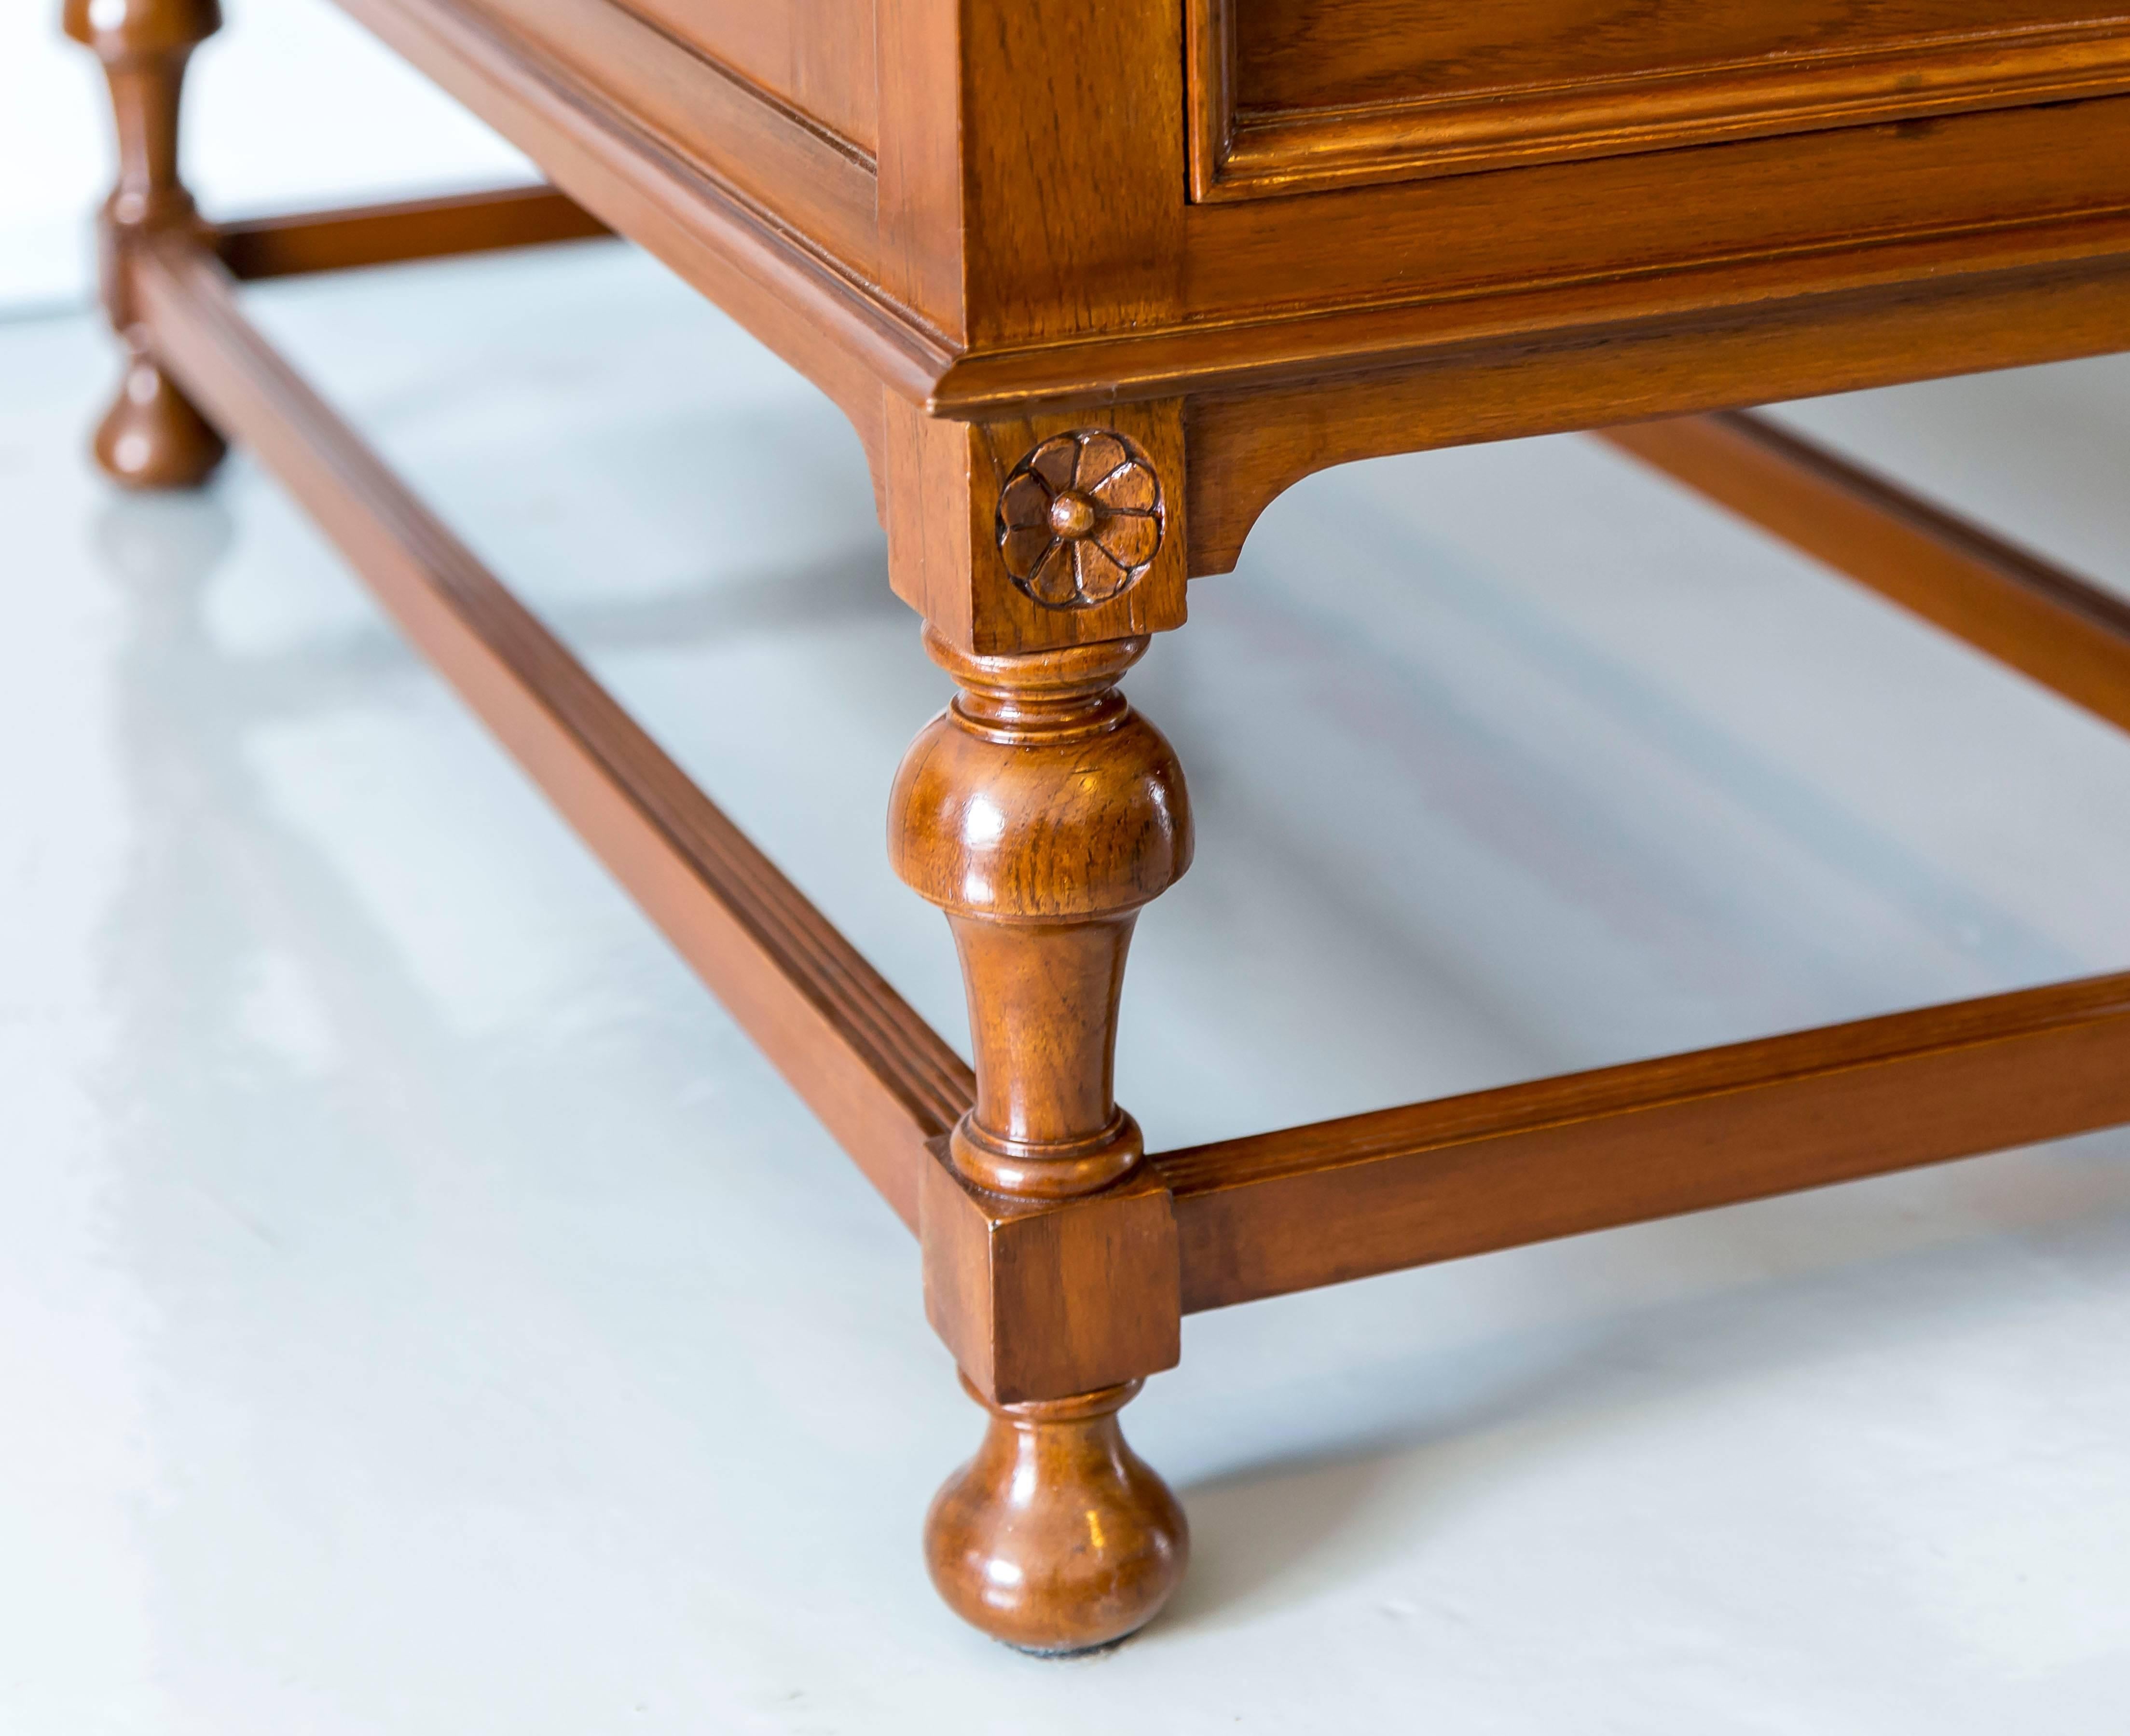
left=66, top=0, right=227, bottom=490
left=893, top=625, right=1195, bottom=1651
left=926, top=1376, right=1187, bottom=1655
left=92, top=352, right=226, bottom=489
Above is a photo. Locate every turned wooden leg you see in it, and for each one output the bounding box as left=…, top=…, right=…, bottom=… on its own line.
left=892, top=628, right=1193, bottom=1652
left=925, top=1375, right=1188, bottom=1654
left=66, top=0, right=227, bottom=490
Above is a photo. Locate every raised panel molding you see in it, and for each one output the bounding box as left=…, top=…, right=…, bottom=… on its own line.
left=1187, top=3, right=2130, bottom=200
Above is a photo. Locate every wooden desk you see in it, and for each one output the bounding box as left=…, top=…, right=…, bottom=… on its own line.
left=66, top=0, right=2130, bottom=1654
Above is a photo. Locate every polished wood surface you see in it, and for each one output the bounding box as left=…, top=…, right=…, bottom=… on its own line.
left=216, top=184, right=608, bottom=282
left=926, top=1376, right=1188, bottom=1655
left=304, top=0, right=2130, bottom=596
left=128, top=238, right=970, bottom=1234
left=883, top=404, right=1191, bottom=655
left=621, top=0, right=877, bottom=154
left=69, top=0, right=2130, bottom=1657
left=327, top=0, right=934, bottom=492
left=66, top=0, right=225, bottom=488
left=474, top=0, right=878, bottom=271
left=1195, top=0, right=2130, bottom=197
left=921, top=1153, right=1182, bottom=1406
left=892, top=629, right=1192, bottom=1646
left=1159, top=972, right=2130, bottom=1313
left=1184, top=239, right=2130, bottom=575
left=1603, top=410, right=2130, bottom=736
left=891, top=630, right=1191, bottom=1203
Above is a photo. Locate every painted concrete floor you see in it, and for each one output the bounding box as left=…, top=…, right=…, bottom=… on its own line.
left=6, top=244, right=2130, bottom=1732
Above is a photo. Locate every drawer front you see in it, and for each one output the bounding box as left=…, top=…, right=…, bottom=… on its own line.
left=1189, top=0, right=2130, bottom=197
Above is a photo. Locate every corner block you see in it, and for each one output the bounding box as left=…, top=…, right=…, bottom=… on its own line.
left=920, top=1141, right=1182, bottom=1405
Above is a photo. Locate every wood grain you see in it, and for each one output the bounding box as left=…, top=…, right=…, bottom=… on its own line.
left=471, top=0, right=878, bottom=269
left=132, top=236, right=971, bottom=1231
left=1195, top=0, right=2130, bottom=196
left=891, top=627, right=1192, bottom=1647
left=891, top=632, right=1191, bottom=1200
left=925, top=1375, right=1187, bottom=1654
left=920, top=1151, right=1181, bottom=1403
left=328, top=0, right=944, bottom=489
left=108, top=0, right=2130, bottom=1652
left=215, top=184, right=610, bottom=281
left=1184, top=237, right=2130, bottom=576
left=1604, top=410, right=2130, bottom=736
left=884, top=399, right=1189, bottom=656
left=1237, top=0, right=2124, bottom=108
left=616, top=0, right=876, bottom=154
left=875, top=0, right=1185, bottom=346
left=1184, top=95, right=2130, bottom=325
left=314, top=0, right=2130, bottom=542
left=1156, top=972, right=2130, bottom=1313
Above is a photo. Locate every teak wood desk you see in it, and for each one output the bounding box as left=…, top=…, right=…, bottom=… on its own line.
left=66, top=0, right=2130, bottom=1653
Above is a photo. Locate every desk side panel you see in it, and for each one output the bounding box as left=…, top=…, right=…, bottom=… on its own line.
left=618, top=0, right=877, bottom=154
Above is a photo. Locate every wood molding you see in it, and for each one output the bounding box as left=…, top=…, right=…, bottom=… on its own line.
left=314, top=0, right=2130, bottom=518
left=111, top=235, right=2130, bottom=1318
left=611, top=0, right=877, bottom=157
left=327, top=0, right=947, bottom=477
left=215, top=183, right=610, bottom=281
left=1188, top=4, right=2130, bottom=201
left=1156, top=971, right=2130, bottom=1313
left=1183, top=237, right=2130, bottom=576
left=469, top=0, right=877, bottom=262
left=1604, top=410, right=2130, bottom=737
left=132, top=236, right=972, bottom=1231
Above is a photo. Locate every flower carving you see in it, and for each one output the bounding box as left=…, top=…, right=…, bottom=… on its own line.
left=995, top=430, right=1164, bottom=609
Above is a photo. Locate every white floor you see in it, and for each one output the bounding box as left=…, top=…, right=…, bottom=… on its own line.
left=0, top=0, right=532, bottom=310
left=6, top=244, right=2130, bottom=1732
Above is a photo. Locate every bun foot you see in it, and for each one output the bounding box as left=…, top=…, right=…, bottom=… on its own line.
left=925, top=1375, right=1187, bottom=1654
left=93, top=357, right=225, bottom=490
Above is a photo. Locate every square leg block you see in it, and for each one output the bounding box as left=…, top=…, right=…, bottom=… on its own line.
left=920, top=1143, right=1182, bottom=1405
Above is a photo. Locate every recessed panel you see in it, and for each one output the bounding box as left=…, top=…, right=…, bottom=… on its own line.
left=618, top=0, right=877, bottom=152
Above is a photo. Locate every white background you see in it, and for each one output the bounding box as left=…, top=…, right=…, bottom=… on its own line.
left=0, top=0, right=530, bottom=311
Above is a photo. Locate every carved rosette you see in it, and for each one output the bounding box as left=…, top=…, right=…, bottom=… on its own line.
left=996, top=430, right=1164, bottom=609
